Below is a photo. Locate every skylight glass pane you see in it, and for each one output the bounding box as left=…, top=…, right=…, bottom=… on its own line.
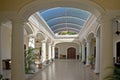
left=39, top=7, right=91, bottom=34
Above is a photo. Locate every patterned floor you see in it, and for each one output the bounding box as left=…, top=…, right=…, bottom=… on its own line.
left=26, top=59, right=99, bottom=80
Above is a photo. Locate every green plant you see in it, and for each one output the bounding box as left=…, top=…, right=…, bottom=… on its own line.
left=104, top=66, right=120, bottom=80
left=0, top=74, right=3, bottom=80
left=58, top=31, right=77, bottom=35
left=88, top=54, right=94, bottom=64
left=25, top=47, right=37, bottom=73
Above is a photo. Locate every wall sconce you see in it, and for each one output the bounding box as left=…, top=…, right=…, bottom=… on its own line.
left=115, top=20, right=120, bottom=35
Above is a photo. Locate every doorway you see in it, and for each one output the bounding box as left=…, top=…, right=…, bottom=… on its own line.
left=116, top=42, right=120, bottom=63
left=67, top=47, right=76, bottom=59
left=55, top=47, right=59, bottom=59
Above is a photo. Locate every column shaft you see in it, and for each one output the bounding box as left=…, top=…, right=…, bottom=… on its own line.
left=86, top=41, right=91, bottom=65
left=48, top=44, right=52, bottom=60
left=94, top=32, right=100, bottom=73
left=52, top=46, right=55, bottom=60
left=41, top=41, right=46, bottom=63
left=0, top=24, right=3, bottom=74
left=28, top=36, right=35, bottom=48
left=100, top=16, right=113, bottom=80
left=11, top=17, right=25, bottom=80
left=82, top=44, right=85, bottom=62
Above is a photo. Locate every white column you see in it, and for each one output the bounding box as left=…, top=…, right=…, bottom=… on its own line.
left=79, top=44, right=82, bottom=60
left=41, top=40, right=46, bottom=64
left=48, top=43, right=52, bottom=61
left=52, top=46, right=55, bottom=60
left=99, top=15, right=113, bottom=80
left=86, top=40, right=91, bottom=66
left=82, top=44, right=85, bottom=62
left=0, top=24, right=3, bottom=74
left=28, top=36, right=35, bottom=48
left=11, top=17, right=25, bottom=80
left=94, top=30, right=100, bottom=73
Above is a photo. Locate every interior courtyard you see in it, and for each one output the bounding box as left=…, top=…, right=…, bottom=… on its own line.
left=0, top=0, right=120, bottom=80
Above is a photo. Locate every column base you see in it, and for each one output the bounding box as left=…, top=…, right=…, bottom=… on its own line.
left=94, top=70, right=100, bottom=74
left=86, top=64, right=90, bottom=67
left=42, top=61, right=46, bottom=66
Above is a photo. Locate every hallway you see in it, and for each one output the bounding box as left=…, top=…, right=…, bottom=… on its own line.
left=27, top=60, right=99, bottom=80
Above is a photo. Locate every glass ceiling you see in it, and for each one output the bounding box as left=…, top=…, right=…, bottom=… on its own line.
left=39, top=7, right=91, bottom=35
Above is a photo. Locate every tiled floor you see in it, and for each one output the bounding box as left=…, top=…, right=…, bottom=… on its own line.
left=27, top=59, right=99, bottom=80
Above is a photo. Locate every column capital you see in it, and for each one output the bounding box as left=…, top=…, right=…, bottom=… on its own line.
left=28, top=34, right=35, bottom=38
left=48, top=43, right=52, bottom=46
left=52, top=45, right=55, bottom=47
left=96, top=13, right=113, bottom=25
left=96, top=15, right=103, bottom=24
left=41, top=40, right=46, bottom=43
left=86, top=39, right=91, bottom=43
left=11, top=16, right=27, bottom=26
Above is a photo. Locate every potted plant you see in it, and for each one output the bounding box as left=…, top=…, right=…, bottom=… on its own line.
left=25, top=47, right=37, bottom=73
left=103, top=66, right=120, bottom=80
left=0, top=74, right=3, bottom=80
left=88, top=54, right=94, bottom=69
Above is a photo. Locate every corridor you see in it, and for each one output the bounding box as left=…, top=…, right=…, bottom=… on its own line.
left=27, top=60, right=99, bottom=80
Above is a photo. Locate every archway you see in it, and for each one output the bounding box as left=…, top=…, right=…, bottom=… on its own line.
left=67, top=47, right=76, bottom=59
left=19, top=0, right=104, bottom=21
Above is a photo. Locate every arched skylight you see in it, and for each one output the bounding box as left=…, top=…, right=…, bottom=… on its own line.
left=39, top=7, right=91, bottom=35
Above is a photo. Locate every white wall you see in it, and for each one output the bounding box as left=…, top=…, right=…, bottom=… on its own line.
left=2, top=26, right=11, bottom=59
left=1, top=24, right=30, bottom=59
left=56, top=42, right=79, bottom=59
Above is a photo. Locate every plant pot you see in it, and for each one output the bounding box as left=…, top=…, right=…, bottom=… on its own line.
left=38, top=63, right=42, bottom=69
left=30, top=63, right=37, bottom=72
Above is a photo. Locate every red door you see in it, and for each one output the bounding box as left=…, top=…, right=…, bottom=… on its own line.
left=67, top=47, right=76, bottom=59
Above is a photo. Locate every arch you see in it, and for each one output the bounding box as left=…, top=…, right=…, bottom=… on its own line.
left=86, top=32, right=95, bottom=41
left=18, top=0, right=105, bottom=20
left=24, top=23, right=34, bottom=35
left=67, top=47, right=76, bottom=59
left=36, top=32, right=46, bottom=41
left=95, top=24, right=101, bottom=36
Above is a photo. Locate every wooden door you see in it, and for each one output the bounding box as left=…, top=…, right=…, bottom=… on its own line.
left=67, top=47, right=76, bottom=59
left=55, top=48, right=58, bottom=59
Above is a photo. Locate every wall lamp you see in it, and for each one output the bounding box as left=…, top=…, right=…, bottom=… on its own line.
left=115, top=20, right=120, bottom=35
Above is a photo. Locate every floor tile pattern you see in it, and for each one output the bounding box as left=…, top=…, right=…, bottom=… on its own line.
left=27, top=60, right=99, bottom=80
